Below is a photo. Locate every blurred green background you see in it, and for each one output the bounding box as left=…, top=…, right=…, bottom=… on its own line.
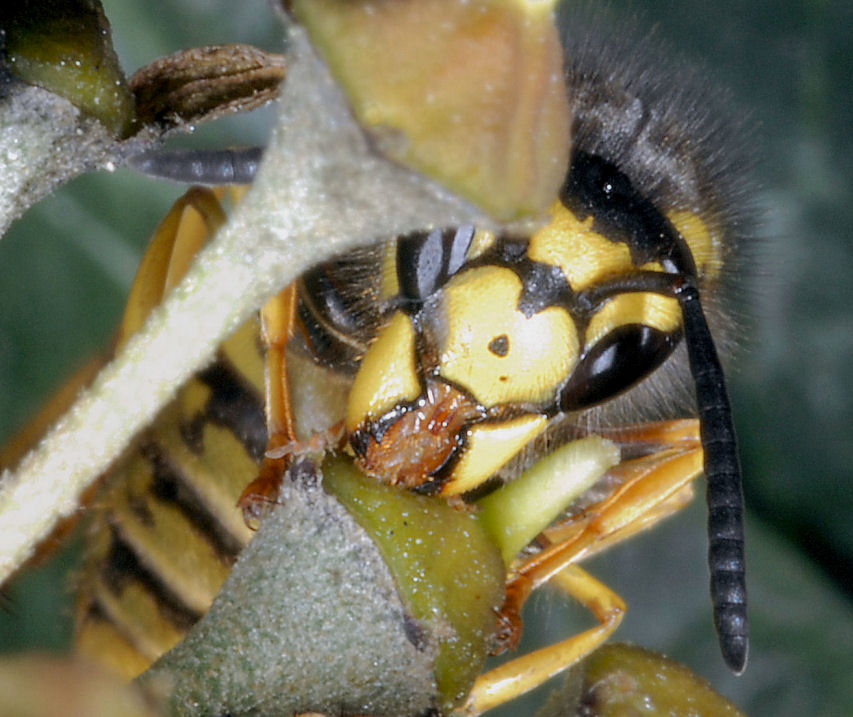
left=1, top=1, right=851, bottom=715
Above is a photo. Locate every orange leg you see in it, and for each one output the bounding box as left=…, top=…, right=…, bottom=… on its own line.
left=118, top=186, right=227, bottom=349
left=460, top=420, right=704, bottom=715
left=463, top=565, right=625, bottom=716
left=1, top=187, right=231, bottom=569
left=260, top=284, right=300, bottom=448
left=498, top=419, right=703, bottom=646
left=538, top=419, right=701, bottom=560
left=237, top=284, right=301, bottom=526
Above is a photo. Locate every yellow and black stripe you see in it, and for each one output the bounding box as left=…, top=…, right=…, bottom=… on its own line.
left=75, top=319, right=265, bottom=678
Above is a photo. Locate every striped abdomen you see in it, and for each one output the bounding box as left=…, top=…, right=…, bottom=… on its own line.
left=75, top=319, right=267, bottom=678
left=74, top=255, right=364, bottom=679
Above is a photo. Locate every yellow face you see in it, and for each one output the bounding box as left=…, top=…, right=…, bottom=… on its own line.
left=432, top=265, right=578, bottom=408
left=346, top=151, right=724, bottom=496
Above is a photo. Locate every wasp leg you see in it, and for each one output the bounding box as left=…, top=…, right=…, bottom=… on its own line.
left=1, top=187, right=231, bottom=575
left=117, top=186, right=227, bottom=348
left=462, top=420, right=703, bottom=713
left=237, top=284, right=300, bottom=526
left=499, top=421, right=703, bottom=647
left=462, top=565, right=625, bottom=716
left=538, top=470, right=696, bottom=565
left=260, top=283, right=300, bottom=449
left=539, top=419, right=701, bottom=560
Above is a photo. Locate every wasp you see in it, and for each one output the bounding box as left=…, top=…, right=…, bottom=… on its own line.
left=2, top=6, right=753, bottom=716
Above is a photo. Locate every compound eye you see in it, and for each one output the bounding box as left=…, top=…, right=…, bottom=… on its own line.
left=558, top=324, right=677, bottom=411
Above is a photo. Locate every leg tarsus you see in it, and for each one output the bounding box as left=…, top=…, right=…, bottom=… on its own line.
left=237, top=455, right=287, bottom=529
left=463, top=566, right=625, bottom=716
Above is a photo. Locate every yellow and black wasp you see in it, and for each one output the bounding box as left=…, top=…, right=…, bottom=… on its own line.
left=1, top=3, right=755, bottom=714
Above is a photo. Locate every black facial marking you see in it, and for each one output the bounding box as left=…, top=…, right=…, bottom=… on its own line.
left=516, top=260, right=573, bottom=318
left=562, top=151, right=696, bottom=276
left=495, top=238, right=528, bottom=263
left=490, top=237, right=574, bottom=318
left=488, top=334, right=510, bottom=357
left=397, top=226, right=475, bottom=304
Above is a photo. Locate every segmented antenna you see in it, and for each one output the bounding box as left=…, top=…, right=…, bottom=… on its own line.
left=677, top=281, right=749, bottom=673
left=129, top=147, right=263, bottom=185
left=579, top=266, right=749, bottom=672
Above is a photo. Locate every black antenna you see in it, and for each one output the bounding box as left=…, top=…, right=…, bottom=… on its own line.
left=579, top=268, right=749, bottom=672
left=676, top=279, right=749, bottom=674
left=128, top=147, right=263, bottom=185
